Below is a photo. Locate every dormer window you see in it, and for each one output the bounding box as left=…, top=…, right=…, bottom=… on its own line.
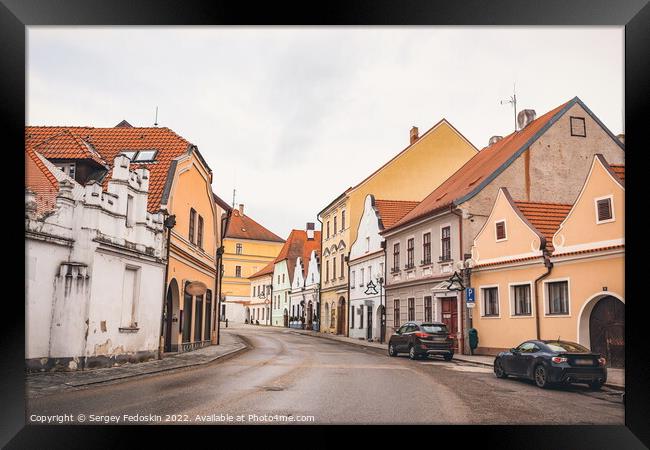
left=595, top=196, right=614, bottom=223
left=495, top=221, right=507, bottom=241
left=120, top=149, right=157, bottom=162
left=56, top=162, right=76, bottom=180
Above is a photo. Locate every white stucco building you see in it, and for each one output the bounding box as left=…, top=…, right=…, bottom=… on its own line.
left=25, top=150, right=166, bottom=371
left=289, top=244, right=321, bottom=330
left=349, top=195, right=418, bottom=341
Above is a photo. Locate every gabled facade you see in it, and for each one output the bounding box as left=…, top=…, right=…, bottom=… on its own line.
left=470, top=155, right=624, bottom=367
left=382, top=97, right=625, bottom=353
left=221, top=204, right=285, bottom=324
left=248, top=261, right=275, bottom=325
left=348, top=195, right=418, bottom=341
left=26, top=151, right=166, bottom=371
left=318, top=120, right=478, bottom=336
left=289, top=242, right=321, bottom=330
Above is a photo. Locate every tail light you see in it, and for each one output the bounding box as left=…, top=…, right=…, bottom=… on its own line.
left=551, top=356, right=567, bottom=364
left=598, top=357, right=607, bottom=367
left=415, top=332, right=429, bottom=339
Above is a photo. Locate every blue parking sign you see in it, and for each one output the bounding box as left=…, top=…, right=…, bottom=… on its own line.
left=465, top=287, right=475, bottom=303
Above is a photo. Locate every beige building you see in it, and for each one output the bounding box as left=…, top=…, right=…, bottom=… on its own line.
left=470, top=155, right=624, bottom=367
left=318, top=121, right=479, bottom=335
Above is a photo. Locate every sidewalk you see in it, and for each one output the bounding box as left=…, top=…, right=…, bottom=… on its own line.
left=26, top=331, right=248, bottom=398
left=289, top=328, right=624, bottom=390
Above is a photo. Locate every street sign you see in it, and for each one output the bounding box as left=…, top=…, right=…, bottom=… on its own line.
left=466, top=302, right=476, bottom=308
left=465, top=287, right=475, bottom=303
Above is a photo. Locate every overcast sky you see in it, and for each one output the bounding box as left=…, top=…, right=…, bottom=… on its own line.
left=27, top=27, right=623, bottom=239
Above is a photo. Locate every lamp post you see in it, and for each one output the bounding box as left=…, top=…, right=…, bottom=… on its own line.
left=158, top=214, right=176, bottom=359
left=375, top=275, right=385, bottom=343
left=447, top=254, right=475, bottom=354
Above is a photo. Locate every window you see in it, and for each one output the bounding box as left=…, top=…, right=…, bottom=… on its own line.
left=282, top=274, right=285, bottom=283
left=368, top=265, right=372, bottom=281
left=235, top=266, right=242, bottom=278
left=393, top=299, right=401, bottom=327
left=120, top=267, right=139, bottom=328
left=360, top=305, right=364, bottom=329
left=122, top=149, right=158, bottom=162
left=126, top=194, right=135, bottom=227
left=326, top=260, right=330, bottom=281
left=332, top=258, right=337, bottom=281
left=441, top=226, right=451, bottom=261
left=570, top=116, right=586, bottom=137
left=182, top=283, right=193, bottom=343
left=334, top=216, right=337, bottom=234
left=482, top=287, right=499, bottom=316
left=351, top=305, right=355, bottom=328
left=423, top=233, right=431, bottom=264
left=596, top=197, right=613, bottom=223
left=360, top=268, right=365, bottom=287
left=341, top=211, right=346, bottom=230
left=197, top=215, right=204, bottom=249
left=253, top=286, right=257, bottom=297
left=341, top=254, right=345, bottom=278
left=495, top=221, right=506, bottom=241
left=424, top=296, right=432, bottom=322
left=379, top=263, right=384, bottom=278
left=236, top=243, right=243, bottom=254
left=189, top=208, right=196, bottom=243
left=408, top=298, right=415, bottom=321
left=547, top=281, right=569, bottom=315
left=366, top=237, right=370, bottom=252
left=56, top=162, right=76, bottom=180
left=393, top=243, right=400, bottom=272
left=351, top=270, right=356, bottom=288
left=512, top=284, right=532, bottom=316
left=121, top=151, right=137, bottom=161
left=517, top=342, right=538, bottom=353
left=407, top=238, right=414, bottom=268
left=327, top=221, right=330, bottom=239
left=205, top=290, right=212, bottom=341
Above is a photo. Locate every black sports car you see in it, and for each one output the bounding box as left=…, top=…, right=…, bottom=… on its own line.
left=493, top=340, right=607, bottom=390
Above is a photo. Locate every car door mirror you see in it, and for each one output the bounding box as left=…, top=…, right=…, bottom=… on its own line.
left=395, top=330, right=401, bottom=335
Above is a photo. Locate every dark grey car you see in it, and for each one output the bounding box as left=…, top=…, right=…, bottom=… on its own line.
left=388, top=321, right=454, bottom=360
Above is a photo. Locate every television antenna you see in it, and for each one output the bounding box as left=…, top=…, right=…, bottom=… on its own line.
left=500, top=83, right=517, bottom=132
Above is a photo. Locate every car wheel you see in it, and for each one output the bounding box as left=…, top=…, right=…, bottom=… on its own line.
left=443, top=353, right=453, bottom=362
left=494, top=358, right=508, bottom=378
left=409, top=346, right=418, bottom=360
left=388, top=344, right=397, bottom=357
left=534, top=364, right=550, bottom=389
left=589, top=380, right=603, bottom=391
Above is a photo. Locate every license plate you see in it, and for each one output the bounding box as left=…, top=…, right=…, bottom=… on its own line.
left=574, top=359, right=593, bottom=366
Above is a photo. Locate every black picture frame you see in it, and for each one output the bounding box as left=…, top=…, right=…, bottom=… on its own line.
left=2, top=0, right=648, bottom=447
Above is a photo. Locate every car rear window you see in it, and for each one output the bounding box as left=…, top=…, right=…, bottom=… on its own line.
left=421, top=324, right=448, bottom=333
left=544, top=341, right=589, bottom=353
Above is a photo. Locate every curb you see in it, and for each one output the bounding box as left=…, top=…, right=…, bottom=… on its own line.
left=61, top=342, right=249, bottom=388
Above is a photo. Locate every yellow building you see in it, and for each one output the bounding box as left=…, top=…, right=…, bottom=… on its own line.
left=470, top=155, right=624, bottom=367
left=318, top=122, right=478, bottom=335
left=221, top=204, right=285, bottom=323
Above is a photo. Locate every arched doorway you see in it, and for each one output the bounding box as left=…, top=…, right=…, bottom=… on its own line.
left=589, top=295, right=624, bottom=368
left=164, top=279, right=180, bottom=352
left=283, top=308, right=289, bottom=327
left=375, top=305, right=385, bottom=342
left=336, top=297, right=346, bottom=335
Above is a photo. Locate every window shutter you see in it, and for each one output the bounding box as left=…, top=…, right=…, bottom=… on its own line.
left=597, top=198, right=612, bottom=222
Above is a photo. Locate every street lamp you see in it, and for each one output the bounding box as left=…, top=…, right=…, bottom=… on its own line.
left=448, top=254, right=475, bottom=354
left=375, top=275, right=385, bottom=343
left=158, top=214, right=176, bottom=359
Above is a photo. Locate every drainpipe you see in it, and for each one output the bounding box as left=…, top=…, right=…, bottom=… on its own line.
left=346, top=252, right=351, bottom=337
left=215, top=209, right=232, bottom=345
left=534, top=250, right=553, bottom=340
left=380, top=239, right=387, bottom=343
left=159, top=214, right=176, bottom=359
left=450, top=207, right=467, bottom=355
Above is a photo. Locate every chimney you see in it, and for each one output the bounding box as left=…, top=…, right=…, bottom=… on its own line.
left=488, top=135, right=503, bottom=146
left=617, top=133, right=625, bottom=145
left=306, top=222, right=315, bottom=240
left=238, top=204, right=244, bottom=215
left=517, top=109, right=537, bottom=130
left=410, top=126, right=419, bottom=145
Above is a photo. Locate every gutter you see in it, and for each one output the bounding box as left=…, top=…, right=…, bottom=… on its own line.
left=533, top=249, right=553, bottom=340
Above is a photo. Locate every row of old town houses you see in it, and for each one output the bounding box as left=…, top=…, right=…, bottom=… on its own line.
left=25, top=96, right=625, bottom=372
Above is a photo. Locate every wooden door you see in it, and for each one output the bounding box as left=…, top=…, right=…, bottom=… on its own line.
left=590, top=296, right=624, bottom=368
left=441, top=297, right=458, bottom=351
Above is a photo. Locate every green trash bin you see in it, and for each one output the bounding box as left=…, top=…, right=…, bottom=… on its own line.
left=468, top=328, right=479, bottom=355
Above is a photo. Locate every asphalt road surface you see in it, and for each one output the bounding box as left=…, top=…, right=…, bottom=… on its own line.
left=27, top=326, right=624, bottom=425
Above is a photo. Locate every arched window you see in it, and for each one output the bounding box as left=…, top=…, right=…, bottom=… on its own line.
left=330, top=303, right=336, bottom=328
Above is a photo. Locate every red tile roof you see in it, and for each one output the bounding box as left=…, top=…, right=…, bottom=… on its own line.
left=32, top=129, right=107, bottom=166
left=514, top=201, right=572, bottom=252
left=374, top=199, right=420, bottom=229
left=610, top=164, right=625, bottom=184
left=26, top=125, right=195, bottom=213
left=225, top=209, right=285, bottom=243
left=25, top=146, right=59, bottom=215
left=274, top=229, right=322, bottom=283
left=385, top=99, right=574, bottom=232
left=249, top=260, right=276, bottom=279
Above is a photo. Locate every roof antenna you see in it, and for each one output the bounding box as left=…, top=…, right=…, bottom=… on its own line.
left=500, top=82, right=517, bottom=132
left=232, top=188, right=236, bottom=209
left=154, top=106, right=159, bottom=127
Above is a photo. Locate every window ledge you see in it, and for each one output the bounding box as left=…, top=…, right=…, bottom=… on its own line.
left=119, top=326, right=139, bottom=333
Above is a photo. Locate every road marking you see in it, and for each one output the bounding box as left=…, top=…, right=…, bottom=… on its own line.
left=445, top=366, right=493, bottom=373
